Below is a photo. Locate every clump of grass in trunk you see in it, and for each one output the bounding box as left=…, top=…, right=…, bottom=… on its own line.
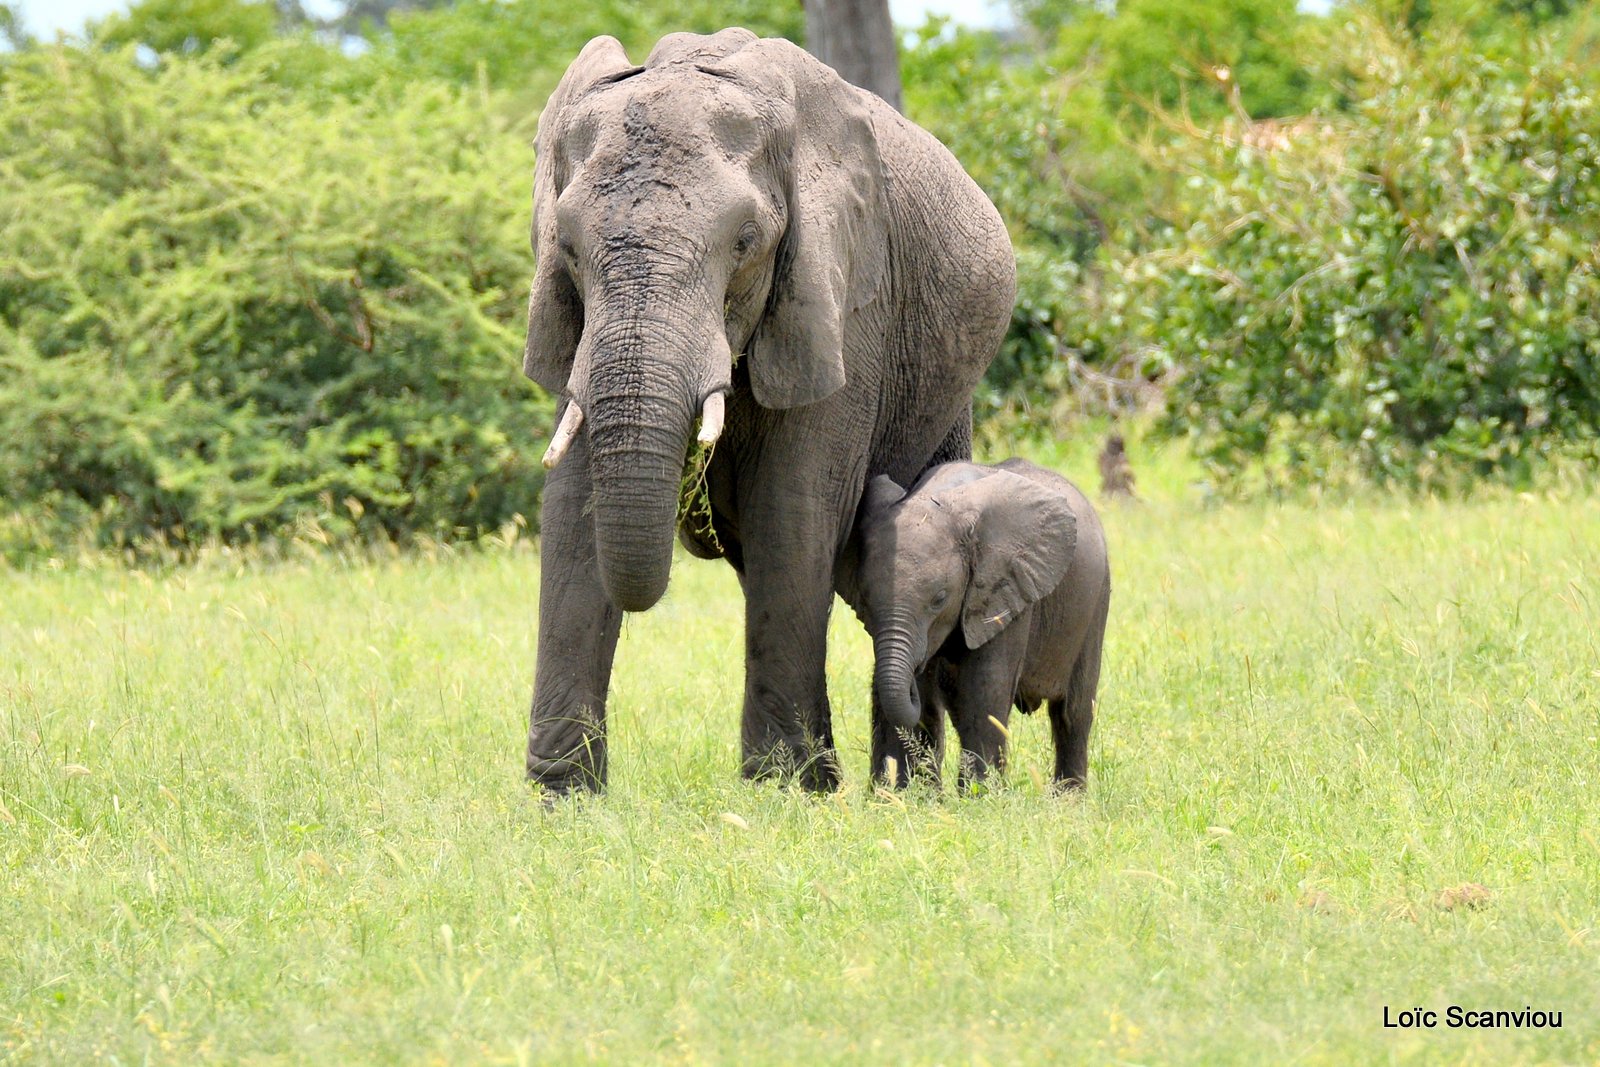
left=678, top=439, right=721, bottom=554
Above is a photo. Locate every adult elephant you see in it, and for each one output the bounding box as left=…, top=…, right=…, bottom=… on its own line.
left=524, top=28, right=1015, bottom=792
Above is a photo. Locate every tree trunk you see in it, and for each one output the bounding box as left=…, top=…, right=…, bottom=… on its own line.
left=803, top=0, right=902, bottom=112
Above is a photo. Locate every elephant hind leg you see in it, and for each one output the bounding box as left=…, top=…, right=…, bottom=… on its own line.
left=1052, top=585, right=1108, bottom=791
left=1046, top=697, right=1087, bottom=791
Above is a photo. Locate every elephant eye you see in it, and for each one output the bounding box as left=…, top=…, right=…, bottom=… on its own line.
left=931, top=589, right=950, bottom=609
left=733, top=222, right=760, bottom=261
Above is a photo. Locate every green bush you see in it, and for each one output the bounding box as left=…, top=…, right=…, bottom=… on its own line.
left=0, top=44, right=545, bottom=556
left=1143, top=24, right=1600, bottom=485
left=5, top=2, right=1597, bottom=557
left=901, top=8, right=1331, bottom=425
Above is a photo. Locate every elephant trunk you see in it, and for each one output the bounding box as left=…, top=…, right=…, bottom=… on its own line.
left=587, top=412, right=689, bottom=612
left=584, top=371, right=692, bottom=612
left=872, top=626, right=924, bottom=730
left=579, top=304, right=724, bottom=613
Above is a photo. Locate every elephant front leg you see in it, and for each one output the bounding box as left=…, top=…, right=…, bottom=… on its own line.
left=948, top=625, right=1030, bottom=793
left=526, top=430, right=623, bottom=794
left=737, top=519, right=845, bottom=792
left=871, top=664, right=947, bottom=788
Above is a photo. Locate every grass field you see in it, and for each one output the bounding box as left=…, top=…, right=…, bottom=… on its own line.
left=3, top=440, right=1599, bottom=1063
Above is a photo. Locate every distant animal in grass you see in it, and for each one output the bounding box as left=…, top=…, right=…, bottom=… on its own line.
left=1098, top=433, right=1136, bottom=499
left=844, top=459, right=1111, bottom=791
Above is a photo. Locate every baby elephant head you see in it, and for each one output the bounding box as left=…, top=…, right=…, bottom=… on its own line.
left=857, top=467, right=1079, bottom=729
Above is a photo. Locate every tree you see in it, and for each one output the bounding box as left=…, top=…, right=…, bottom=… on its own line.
left=804, top=0, right=902, bottom=110
left=324, top=0, right=449, bottom=35
left=94, top=0, right=278, bottom=55
left=0, top=44, right=545, bottom=552
left=1055, top=0, right=1322, bottom=120
left=1, top=2, right=31, bottom=50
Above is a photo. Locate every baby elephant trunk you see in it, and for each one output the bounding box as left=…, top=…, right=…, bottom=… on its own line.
left=872, top=631, right=923, bottom=730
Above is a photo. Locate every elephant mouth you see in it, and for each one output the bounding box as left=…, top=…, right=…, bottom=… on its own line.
left=676, top=426, right=724, bottom=555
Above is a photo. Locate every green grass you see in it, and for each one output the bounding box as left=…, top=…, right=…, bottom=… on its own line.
left=3, top=455, right=1599, bottom=1063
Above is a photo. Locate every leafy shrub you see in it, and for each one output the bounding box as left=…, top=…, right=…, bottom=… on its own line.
left=902, top=9, right=1328, bottom=426
left=0, top=44, right=545, bottom=555
left=1144, top=25, right=1600, bottom=485
left=977, top=245, right=1179, bottom=430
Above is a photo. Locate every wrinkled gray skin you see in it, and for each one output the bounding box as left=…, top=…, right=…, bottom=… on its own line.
left=847, top=460, right=1110, bottom=790
left=523, top=29, right=1015, bottom=792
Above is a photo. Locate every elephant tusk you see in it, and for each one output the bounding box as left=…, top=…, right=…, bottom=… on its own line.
left=697, top=392, right=725, bottom=447
left=542, top=400, right=584, bottom=470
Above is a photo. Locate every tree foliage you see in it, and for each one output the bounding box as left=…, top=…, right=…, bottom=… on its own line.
left=2, top=0, right=1598, bottom=560
left=1053, top=0, right=1324, bottom=120
left=370, top=0, right=802, bottom=101
left=904, top=4, right=1600, bottom=486
left=0, top=44, right=542, bottom=554
left=94, top=0, right=281, bottom=55
left=1, top=2, right=30, bottom=50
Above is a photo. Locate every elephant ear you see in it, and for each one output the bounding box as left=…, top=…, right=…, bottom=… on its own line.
left=705, top=38, right=888, bottom=410
left=522, top=36, right=637, bottom=393
left=860, top=474, right=906, bottom=520
left=960, top=470, right=1078, bottom=649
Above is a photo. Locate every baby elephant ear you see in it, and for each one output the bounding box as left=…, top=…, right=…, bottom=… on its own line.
left=860, top=474, right=906, bottom=518
left=961, top=471, right=1078, bottom=649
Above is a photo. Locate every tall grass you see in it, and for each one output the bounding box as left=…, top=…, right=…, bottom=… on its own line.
left=2, top=453, right=1597, bottom=1062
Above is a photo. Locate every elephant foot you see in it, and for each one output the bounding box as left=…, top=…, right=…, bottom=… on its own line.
left=526, top=708, right=607, bottom=795
left=740, top=741, right=841, bottom=792
left=872, top=725, right=944, bottom=790
left=798, top=749, right=842, bottom=792
left=955, top=748, right=1005, bottom=795
left=526, top=753, right=606, bottom=796
left=871, top=753, right=941, bottom=791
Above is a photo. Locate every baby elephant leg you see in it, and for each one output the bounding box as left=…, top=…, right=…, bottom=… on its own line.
left=1052, top=590, right=1108, bottom=790
left=949, top=624, right=1029, bottom=792
left=1048, top=697, right=1090, bottom=789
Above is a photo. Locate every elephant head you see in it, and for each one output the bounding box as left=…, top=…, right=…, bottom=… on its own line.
left=525, top=30, right=888, bottom=611
left=856, top=467, right=1078, bottom=729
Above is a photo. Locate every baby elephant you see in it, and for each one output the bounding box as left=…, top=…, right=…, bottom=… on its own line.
left=851, top=459, right=1110, bottom=790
